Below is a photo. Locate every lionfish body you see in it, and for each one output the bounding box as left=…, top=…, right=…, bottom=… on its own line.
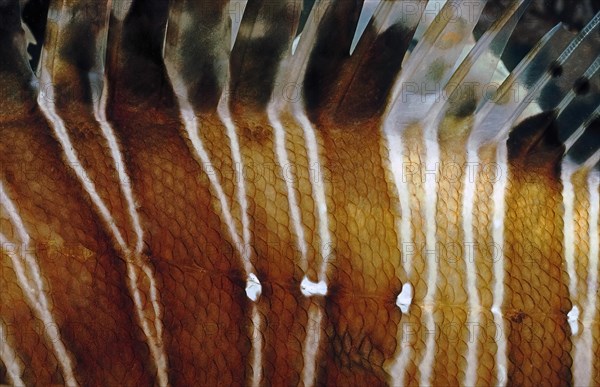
left=0, top=0, right=598, bottom=386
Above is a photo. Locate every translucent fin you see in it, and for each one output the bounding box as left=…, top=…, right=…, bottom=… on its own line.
left=556, top=56, right=600, bottom=146
left=332, top=0, right=427, bottom=125
left=163, top=0, right=230, bottom=112
left=566, top=114, right=600, bottom=166
left=433, top=0, right=532, bottom=139
left=301, top=0, right=364, bottom=121
left=229, top=0, right=302, bottom=114
left=503, top=16, right=599, bottom=166
left=229, top=0, right=249, bottom=49
left=564, top=105, right=600, bottom=152
left=472, top=22, right=577, bottom=146
left=385, top=0, right=487, bottom=132
left=350, top=0, right=380, bottom=55
left=284, top=0, right=333, bottom=95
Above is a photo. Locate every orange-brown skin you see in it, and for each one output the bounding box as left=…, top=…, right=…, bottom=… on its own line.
left=2, top=1, right=599, bottom=386
left=1, top=90, right=583, bottom=386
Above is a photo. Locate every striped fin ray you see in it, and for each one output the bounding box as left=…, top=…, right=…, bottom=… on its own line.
left=475, top=13, right=600, bottom=148
left=564, top=105, right=600, bottom=153
left=507, top=53, right=599, bottom=166
left=386, top=0, right=487, bottom=131
left=36, top=0, right=172, bottom=385
left=435, top=0, right=532, bottom=139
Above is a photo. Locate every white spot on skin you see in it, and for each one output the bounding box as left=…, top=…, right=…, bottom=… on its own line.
left=567, top=306, right=580, bottom=335
left=246, top=273, right=262, bottom=302
left=300, top=276, right=328, bottom=297
left=395, top=282, right=413, bottom=313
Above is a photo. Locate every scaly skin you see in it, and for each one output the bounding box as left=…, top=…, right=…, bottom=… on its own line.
left=1, top=0, right=599, bottom=386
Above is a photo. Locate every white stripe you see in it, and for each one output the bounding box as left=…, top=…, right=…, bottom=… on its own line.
left=165, top=53, right=264, bottom=385
left=293, top=107, right=333, bottom=282
left=217, top=94, right=253, bottom=266
left=418, top=133, right=439, bottom=386
left=0, top=183, right=30, bottom=246
left=0, top=319, right=25, bottom=387
left=0, top=234, right=78, bottom=386
left=0, top=209, right=78, bottom=387
left=462, top=148, right=481, bottom=387
left=38, top=71, right=170, bottom=386
left=384, top=129, right=414, bottom=386
left=93, top=77, right=145, bottom=255
left=267, top=103, right=309, bottom=271
left=302, top=304, right=323, bottom=387
left=249, top=305, right=263, bottom=387
left=167, top=69, right=250, bottom=275
left=95, top=79, right=169, bottom=386
left=561, top=159, right=579, bottom=332
left=292, top=107, right=331, bottom=387
left=573, top=171, right=599, bottom=387
left=37, top=68, right=127, bottom=251
left=491, top=143, right=508, bottom=387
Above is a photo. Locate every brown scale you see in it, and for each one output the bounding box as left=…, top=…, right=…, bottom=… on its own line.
left=2, top=0, right=599, bottom=385
left=503, top=165, right=572, bottom=385
left=1, top=120, right=153, bottom=385
left=316, top=121, right=401, bottom=385
left=470, top=142, right=501, bottom=386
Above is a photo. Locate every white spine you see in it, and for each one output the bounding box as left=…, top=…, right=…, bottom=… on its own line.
left=462, top=148, right=481, bottom=387
left=491, top=143, right=508, bottom=387
left=573, top=171, right=599, bottom=387
left=418, top=134, right=439, bottom=387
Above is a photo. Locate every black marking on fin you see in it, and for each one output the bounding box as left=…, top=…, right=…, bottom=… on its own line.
left=106, top=0, right=174, bottom=111
left=164, top=0, right=230, bottom=112
left=508, top=110, right=565, bottom=171
left=229, top=0, right=302, bottom=115
left=0, top=0, right=37, bottom=123
left=333, top=1, right=426, bottom=125
left=566, top=118, right=600, bottom=165
left=302, top=0, right=363, bottom=124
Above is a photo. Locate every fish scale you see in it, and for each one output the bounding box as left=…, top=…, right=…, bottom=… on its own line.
left=1, top=0, right=599, bottom=386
